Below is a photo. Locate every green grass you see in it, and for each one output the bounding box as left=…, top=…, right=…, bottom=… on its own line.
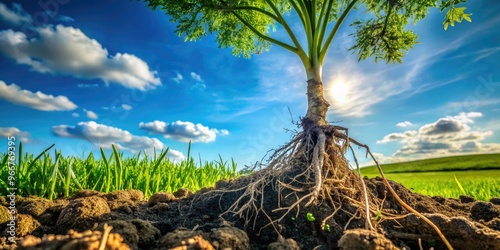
left=361, top=154, right=500, bottom=201
left=3, top=144, right=499, bottom=201
left=1, top=143, right=240, bottom=199
left=361, top=153, right=500, bottom=175
left=371, top=170, right=500, bottom=201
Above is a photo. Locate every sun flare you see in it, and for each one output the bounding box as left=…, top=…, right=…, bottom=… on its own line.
left=330, top=80, right=349, bottom=104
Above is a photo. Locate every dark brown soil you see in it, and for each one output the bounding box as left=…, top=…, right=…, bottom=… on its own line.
left=1, top=176, right=499, bottom=249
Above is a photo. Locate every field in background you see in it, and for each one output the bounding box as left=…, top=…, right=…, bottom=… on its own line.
left=2, top=144, right=499, bottom=201
left=1, top=143, right=239, bottom=199
left=361, top=154, right=500, bottom=201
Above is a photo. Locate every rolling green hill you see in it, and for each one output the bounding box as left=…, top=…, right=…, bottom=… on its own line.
left=360, top=153, right=500, bottom=175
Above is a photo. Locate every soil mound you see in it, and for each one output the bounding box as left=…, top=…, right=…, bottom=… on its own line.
left=0, top=175, right=499, bottom=249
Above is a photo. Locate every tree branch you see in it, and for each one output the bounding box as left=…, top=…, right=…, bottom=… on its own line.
left=228, top=9, right=298, bottom=54
left=319, top=0, right=358, bottom=65
left=316, top=0, right=335, bottom=50
left=264, top=0, right=306, bottom=55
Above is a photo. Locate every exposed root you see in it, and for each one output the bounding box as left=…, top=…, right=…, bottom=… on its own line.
left=216, top=122, right=453, bottom=249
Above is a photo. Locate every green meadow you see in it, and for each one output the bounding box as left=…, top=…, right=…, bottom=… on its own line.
left=1, top=143, right=239, bottom=199
left=361, top=154, right=500, bottom=201
left=2, top=143, right=499, bottom=201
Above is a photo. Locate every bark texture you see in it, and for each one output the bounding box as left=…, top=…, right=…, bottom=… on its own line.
left=305, top=78, right=330, bottom=126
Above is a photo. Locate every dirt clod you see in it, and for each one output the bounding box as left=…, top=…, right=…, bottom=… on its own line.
left=17, top=228, right=130, bottom=250
left=158, top=228, right=210, bottom=249
left=14, top=214, right=41, bottom=237
left=173, top=188, right=194, bottom=198
left=17, top=197, right=54, bottom=218
left=130, top=219, right=161, bottom=248
left=471, top=201, right=500, bottom=222
left=98, top=220, right=139, bottom=248
left=56, top=196, right=110, bottom=233
left=459, top=195, right=475, bottom=203
left=209, top=226, right=249, bottom=250
left=148, top=192, right=176, bottom=205
left=268, top=237, right=301, bottom=250
left=338, top=229, right=398, bottom=250
left=490, top=198, right=500, bottom=205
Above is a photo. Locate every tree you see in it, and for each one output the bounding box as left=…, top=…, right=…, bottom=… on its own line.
left=140, top=0, right=471, bottom=248
left=140, top=0, right=470, bottom=127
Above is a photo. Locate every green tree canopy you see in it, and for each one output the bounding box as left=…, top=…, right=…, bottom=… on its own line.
left=141, top=0, right=471, bottom=74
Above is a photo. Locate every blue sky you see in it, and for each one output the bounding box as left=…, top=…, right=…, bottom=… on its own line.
left=0, top=0, right=499, bottom=168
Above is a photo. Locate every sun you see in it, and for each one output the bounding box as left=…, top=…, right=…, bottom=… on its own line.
left=330, top=80, right=349, bottom=104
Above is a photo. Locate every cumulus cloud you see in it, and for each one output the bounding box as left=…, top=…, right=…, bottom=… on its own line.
left=121, top=104, right=132, bottom=110
left=190, top=72, right=202, bottom=82
left=377, top=130, right=417, bottom=144
left=396, top=121, right=413, bottom=128
left=83, top=109, right=98, bottom=119
left=0, top=80, right=77, bottom=111
left=52, top=121, right=185, bottom=161
left=0, top=2, right=31, bottom=26
left=376, top=112, right=500, bottom=161
left=72, top=112, right=79, bottom=117
left=0, top=127, right=31, bottom=143
left=172, top=73, right=183, bottom=83
left=0, top=25, right=161, bottom=90
left=139, top=120, right=229, bottom=143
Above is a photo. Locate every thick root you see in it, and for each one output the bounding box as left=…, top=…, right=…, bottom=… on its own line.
left=217, top=123, right=453, bottom=249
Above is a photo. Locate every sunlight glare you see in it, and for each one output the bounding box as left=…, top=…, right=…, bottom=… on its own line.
left=330, top=80, right=349, bottom=104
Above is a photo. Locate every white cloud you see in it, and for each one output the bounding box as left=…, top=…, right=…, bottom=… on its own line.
left=190, top=72, right=202, bottom=82
left=83, top=109, right=98, bottom=120
left=52, top=121, right=185, bottom=161
left=0, top=25, right=161, bottom=90
left=72, top=112, right=79, bottom=117
left=377, top=130, right=417, bottom=144
left=0, top=127, right=31, bottom=143
left=396, top=121, right=413, bottom=128
left=0, top=2, right=31, bottom=26
left=0, top=80, right=77, bottom=111
left=139, top=120, right=229, bottom=143
left=121, top=104, right=132, bottom=110
left=376, top=112, right=500, bottom=161
left=172, top=73, right=183, bottom=83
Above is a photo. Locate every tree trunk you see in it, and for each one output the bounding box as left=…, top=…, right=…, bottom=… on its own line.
left=305, top=77, right=330, bottom=127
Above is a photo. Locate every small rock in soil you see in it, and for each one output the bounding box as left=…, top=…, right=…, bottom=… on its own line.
left=471, top=201, right=500, bottom=222
left=338, top=229, right=398, bottom=250
left=148, top=192, right=176, bottom=205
